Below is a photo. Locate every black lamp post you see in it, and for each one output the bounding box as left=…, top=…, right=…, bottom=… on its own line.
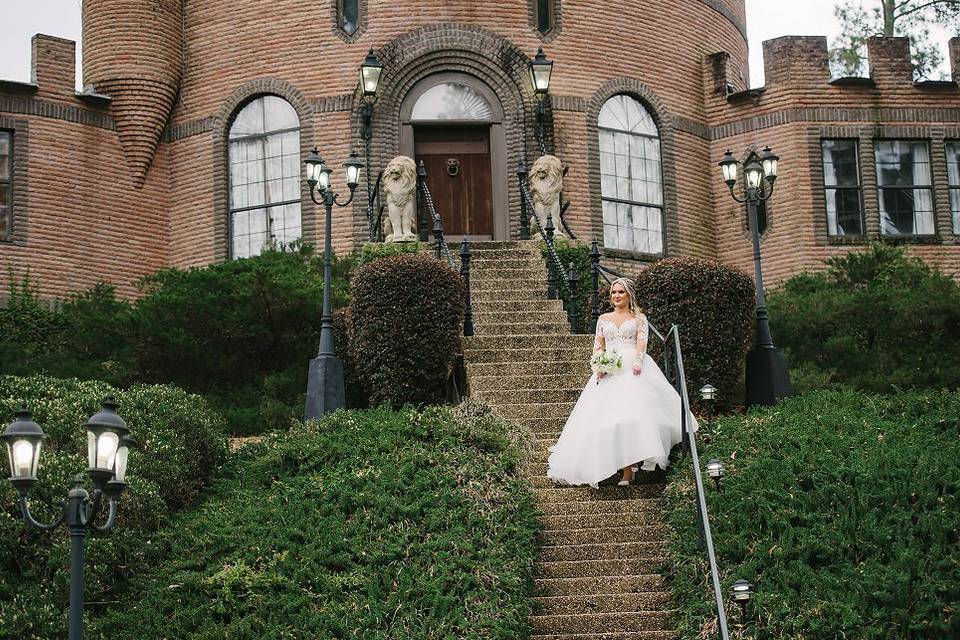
left=529, top=47, right=553, bottom=154
left=719, top=147, right=793, bottom=408
left=359, top=49, right=383, bottom=241
left=303, top=148, right=363, bottom=419
left=4, top=399, right=133, bottom=640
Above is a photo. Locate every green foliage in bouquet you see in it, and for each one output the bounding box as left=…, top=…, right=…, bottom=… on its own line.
left=664, top=389, right=960, bottom=639
left=768, top=244, right=960, bottom=393
left=89, top=404, right=539, bottom=639
left=633, top=257, right=755, bottom=412
left=0, top=375, right=227, bottom=639
left=351, top=254, right=465, bottom=407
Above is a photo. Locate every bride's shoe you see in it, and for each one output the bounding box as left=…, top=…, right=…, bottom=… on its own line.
left=617, top=479, right=630, bottom=487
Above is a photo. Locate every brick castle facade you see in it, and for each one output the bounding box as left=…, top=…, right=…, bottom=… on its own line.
left=1, top=0, right=958, bottom=298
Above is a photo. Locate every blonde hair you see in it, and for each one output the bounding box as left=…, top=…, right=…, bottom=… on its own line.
left=609, top=277, right=641, bottom=316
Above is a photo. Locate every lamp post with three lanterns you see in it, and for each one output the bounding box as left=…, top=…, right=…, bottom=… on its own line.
left=3, top=398, right=134, bottom=640
left=719, top=147, right=793, bottom=407
left=303, top=149, right=363, bottom=419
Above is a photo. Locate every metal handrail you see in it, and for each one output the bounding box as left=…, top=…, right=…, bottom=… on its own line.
left=416, top=168, right=455, bottom=270
left=666, top=323, right=731, bottom=640
left=367, top=170, right=385, bottom=242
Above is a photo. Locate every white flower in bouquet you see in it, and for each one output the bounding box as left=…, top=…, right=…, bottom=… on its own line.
left=590, top=351, right=622, bottom=383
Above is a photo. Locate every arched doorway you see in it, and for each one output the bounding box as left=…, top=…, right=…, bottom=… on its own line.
left=400, top=73, right=509, bottom=241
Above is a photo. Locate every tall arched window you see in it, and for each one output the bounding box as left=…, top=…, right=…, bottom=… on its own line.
left=228, top=96, right=301, bottom=259
left=598, top=95, right=663, bottom=254
left=340, top=0, right=360, bottom=35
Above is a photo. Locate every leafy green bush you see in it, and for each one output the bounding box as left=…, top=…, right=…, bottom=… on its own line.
left=664, top=389, right=960, bottom=639
left=356, top=240, right=423, bottom=268
left=539, top=238, right=592, bottom=332
left=0, top=276, right=134, bottom=385
left=633, top=258, right=755, bottom=412
left=88, top=403, right=538, bottom=639
left=0, top=375, right=227, bottom=639
left=768, top=244, right=960, bottom=393
left=351, top=254, right=465, bottom=407
left=332, top=307, right=368, bottom=409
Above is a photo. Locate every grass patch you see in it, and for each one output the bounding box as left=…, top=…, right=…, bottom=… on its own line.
left=87, top=402, right=538, bottom=639
left=664, top=389, right=960, bottom=639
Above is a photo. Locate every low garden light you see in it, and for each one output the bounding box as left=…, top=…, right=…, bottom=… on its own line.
left=719, top=146, right=792, bottom=408
left=3, top=404, right=46, bottom=492
left=706, top=458, right=725, bottom=491
left=5, top=398, right=133, bottom=640
left=729, top=578, right=754, bottom=616
left=304, top=148, right=365, bottom=419
left=700, top=384, right=717, bottom=402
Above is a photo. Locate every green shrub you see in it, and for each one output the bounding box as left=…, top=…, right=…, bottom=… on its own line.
left=539, top=238, right=592, bottom=331
left=0, top=375, right=227, bottom=639
left=351, top=254, right=465, bottom=407
left=356, top=240, right=423, bottom=268
left=665, top=389, right=960, bottom=639
left=333, top=307, right=368, bottom=409
left=0, top=277, right=134, bottom=385
left=633, top=258, right=754, bottom=412
left=768, top=244, right=960, bottom=393
left=89, top=404, right=538, bottom=639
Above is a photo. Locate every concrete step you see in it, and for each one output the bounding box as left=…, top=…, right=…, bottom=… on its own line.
left=472, top=288, right=549, bottom=302
left=465, top=334, right=592, bottom=351
left=472, top=310, right=571, bottom=326
left=533, top=485, right=666, bottom=502
left=539, top=511, right=662, bottom=531
left=537, top=557, right=668, bottom=579
left=493, top=402, right=575, bottom=419
left=532, top=591, right=671, bottom=616
left=534, top=573, right=667, bottom=597
left=467, top=360, right=585, bottom=378
left=472, top=321, right=572, bottom=335
left=531, top=611, right=674, bottom=635
left=530, top=631, right=675, bottom=640
left=472, top=267, right=546, bottom=283
left=512, top=416, right=568, bottom=431
left=463, top=346, right=590, bottom=364
left=537, top=498, right=664, bottom=516
left=471, top=373, right=585, bottom=391
left=539, top=541, right=665, bottom=562
left=540, top=524, right=669, bottom=545
left=471, top=256, right=544, bottom=269
left=474, top=387, right=581, bottom=405
left=468, top=298, right=566, bottom=314
left=469, top=241, right=530, bottom=251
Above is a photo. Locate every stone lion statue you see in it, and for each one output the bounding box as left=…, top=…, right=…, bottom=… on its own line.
left=529, top=154, right=565, bottom=238
left=381, top=155, right=419, bottom=243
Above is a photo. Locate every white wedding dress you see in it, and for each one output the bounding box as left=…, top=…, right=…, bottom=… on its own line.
left=547, top=313, right=698, bottom=487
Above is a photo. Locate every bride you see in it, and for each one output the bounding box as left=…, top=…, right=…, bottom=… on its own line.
left=547, top=277, right=697, bottom=488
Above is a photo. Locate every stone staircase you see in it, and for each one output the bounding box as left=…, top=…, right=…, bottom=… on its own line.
left=461, top=240, right=676, bottom=640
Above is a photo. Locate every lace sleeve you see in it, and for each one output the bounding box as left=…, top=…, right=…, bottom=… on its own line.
left=635, top=314, right=649, bottom=362
left=591, top=318, right=605, bottom=372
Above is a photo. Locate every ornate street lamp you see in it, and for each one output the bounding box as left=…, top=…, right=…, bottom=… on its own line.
left=4, top=399, right=133, bottom=640
left=529, top=47, right=554, bottom=154
left=359, top=48, right=383, bottom=241
left=719, top=147, right=793, bottom=407
left=304, top=148, right=363, bottom=418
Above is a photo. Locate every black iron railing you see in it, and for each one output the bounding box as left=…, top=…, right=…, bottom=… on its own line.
left=416, top=161, right=456, bottom=270
left=369, top=170, right=385, bottom=242
left=517, top=161, right=579, bottom=332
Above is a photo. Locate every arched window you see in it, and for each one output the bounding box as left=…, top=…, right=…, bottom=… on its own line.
left=536, top=0, right=552, bottom=33
left=410, top=82, right=494, bottom=121
left=228, top=96, right=301, bottom=259
left=598, top=95, right=663, bottom=254
left=340, top=0, right=360, bottom=35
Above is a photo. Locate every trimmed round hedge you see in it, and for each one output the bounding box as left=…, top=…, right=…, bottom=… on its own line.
left=350, top=254, right=465, bottom=407
left=633, top=258, right=754, bottom=412
left=0, top=375, right=228, bottom=639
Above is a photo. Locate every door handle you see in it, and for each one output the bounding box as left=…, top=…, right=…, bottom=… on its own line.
left=446, top=158, right=460, bottom=177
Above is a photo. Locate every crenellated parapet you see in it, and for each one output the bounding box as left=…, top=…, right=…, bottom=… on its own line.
left=82, top=0, right=185, bottom=187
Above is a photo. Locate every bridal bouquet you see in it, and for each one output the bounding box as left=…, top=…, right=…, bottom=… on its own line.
left=591, top=351, right=622, bottom=383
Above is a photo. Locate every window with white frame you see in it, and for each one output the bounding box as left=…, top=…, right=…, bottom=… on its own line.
left=598, top=95, right=663, bottom=254
left=0, top=131, right=10, bottom=238
left=821, top=139, right=864, bottom=235
left=874, top=140, right=934, bottom=236
left=228, top=96, right=302, bottom=259
left=948, top=142, right=960, bottom=235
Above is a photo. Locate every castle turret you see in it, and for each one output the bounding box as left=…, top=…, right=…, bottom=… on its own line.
left=82, top=0, right=184, bottom=187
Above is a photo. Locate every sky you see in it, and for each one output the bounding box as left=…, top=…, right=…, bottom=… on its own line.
left=0, top=0, right=954, bottom=90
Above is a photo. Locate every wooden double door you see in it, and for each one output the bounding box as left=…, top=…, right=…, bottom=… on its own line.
left=413, top=125, right=494, bottom=240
